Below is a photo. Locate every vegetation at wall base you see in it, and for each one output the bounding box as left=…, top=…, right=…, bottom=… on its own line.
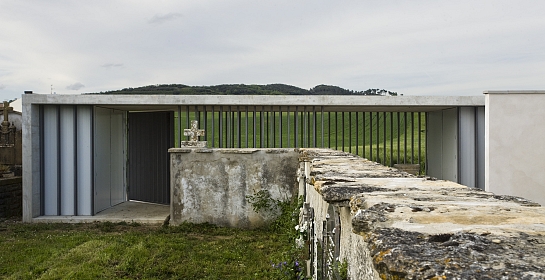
left=246, top=191, right=308, bottom=279
left=0, top=219, right=300, bottom=279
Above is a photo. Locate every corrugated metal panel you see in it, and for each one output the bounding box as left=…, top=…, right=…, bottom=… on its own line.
left=76, top=106, right=93, bottom=215
left=128, top=112, right=173, bottom=205
left=94, top=107, right=112, bottom=213
left=43, top=105, right=59, bottom=215
left=59, top=106, right=76, bottom=215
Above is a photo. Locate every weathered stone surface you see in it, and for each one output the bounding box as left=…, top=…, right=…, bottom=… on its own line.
left=170, top=148, right=299, bottom=229
left=367, top=228, right=545, bottom=279
left=300, top=148, right=545, bottom=279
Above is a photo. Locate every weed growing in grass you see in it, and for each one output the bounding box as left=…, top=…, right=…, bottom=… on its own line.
left=246, top=190, right=307, bottom=279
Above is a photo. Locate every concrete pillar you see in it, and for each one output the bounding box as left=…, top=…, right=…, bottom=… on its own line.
left=485, top=91, right=545, bottom=206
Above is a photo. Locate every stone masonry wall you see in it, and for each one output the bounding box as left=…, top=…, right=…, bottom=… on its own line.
left=169, top=148, right=299, bottom=229
left=298, top=149, right=545, bottom=279
left=0, top=177, right=22, bottom=219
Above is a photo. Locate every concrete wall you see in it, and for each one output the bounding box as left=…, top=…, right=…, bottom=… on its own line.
left=485, top=91, right=545, bottom=206
left=169, top=148, right=299, bottom=228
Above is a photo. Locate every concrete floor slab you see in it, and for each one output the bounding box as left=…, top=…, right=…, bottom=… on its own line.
left=32, top=201, right=169, bottom=224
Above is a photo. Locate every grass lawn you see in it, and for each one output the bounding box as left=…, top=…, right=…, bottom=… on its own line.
left=0, top=221, right=298, bottom=279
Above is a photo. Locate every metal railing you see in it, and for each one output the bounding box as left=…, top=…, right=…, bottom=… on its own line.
left=175, top=105, right=426, bottom=172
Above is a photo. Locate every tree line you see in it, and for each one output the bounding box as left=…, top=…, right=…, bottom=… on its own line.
left=90, top=83, right=398, bottom=96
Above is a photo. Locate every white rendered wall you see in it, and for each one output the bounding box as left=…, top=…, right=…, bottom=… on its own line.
left=485, top=91, right=545, bottom=206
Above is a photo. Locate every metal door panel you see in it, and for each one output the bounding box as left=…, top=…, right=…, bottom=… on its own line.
left=128, top=112, right=173, bottom=205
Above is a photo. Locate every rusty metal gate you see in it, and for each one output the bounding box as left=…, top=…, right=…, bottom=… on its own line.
left=128, top=111, right=173, bottom=205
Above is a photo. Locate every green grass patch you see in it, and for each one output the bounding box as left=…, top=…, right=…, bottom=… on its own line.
left=0, top=221, right=298, bottom=279
left=175, top=111, right=426, bottom=172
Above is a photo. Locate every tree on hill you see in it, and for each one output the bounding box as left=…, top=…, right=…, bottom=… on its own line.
left=90, top=83, right=398, bottom=96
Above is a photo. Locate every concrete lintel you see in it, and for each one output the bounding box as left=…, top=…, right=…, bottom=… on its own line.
left=22, top=94, right=485, bottom=111
left=484, top=90, right=545, bottom=94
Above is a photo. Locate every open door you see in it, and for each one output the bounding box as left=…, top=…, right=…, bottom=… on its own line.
left=128, top=111, right=173, bottom=205
left=94, top=107, right=126, bottom=214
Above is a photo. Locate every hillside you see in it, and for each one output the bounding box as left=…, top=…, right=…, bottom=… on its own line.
left=89, top=84, right=398, bottom=96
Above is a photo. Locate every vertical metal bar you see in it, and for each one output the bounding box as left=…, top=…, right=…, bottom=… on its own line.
left=195, top=105, right=200, bottom=127
left=252, top=106, right=257, bottom=148
left=177, top=106, right=182, bottom=147
left=238, top=109, right=242, bottom=148
left=286, top=106, right=291, bottom=148
left=261, top=107, right=265, bottom=148
left=232, top=110, right=235, bottom=148
left=185, top=106, right=190, bottom=141
left=390, top=112, right=393, bottom=167
left=226, top=107, right=231, bottom=148
left=321, top=107, right=324, bottom=148
left=425, top=112, right=429, bottom=175
left=302, top=109, right=305, bottom=147
left=245, top=106, right=248, bottom=148
left=266, top=111, right=270, bottom=147
left=349, top=112, right=352, bottom=154
left=211, top=106, right=215, bottom=148
left=356, top=112, right=360, bottom=155
left=404, top=112, right=407, bottom=164
left=313, top=106, right=317, bottom=147
left=203, top=106, right=207, bottom=141
left=219, top=106, right=223, bottom=148
left=335, top=112, right=338, bottom=150
left=418, top=112, right=422, bottom=174
left=307, top=110, right=311, bottom=147
left=397, top=112, right=400, bottom=164
left=279, top=108, right=283, bottom=148
left=273, top=109, right=276, bottom=147
left=294, top=106, right=298, bottom=148
left=369, top=112, right=373, bottom=161
left=328, top=112, right=331, bottom=149
left=376, top=112, right=379, bottom=163
left=383, top=112, right=387, bottom=166
left=342, top=112, right=345, bottom=152
left=363, top=112, right=366, bottom=159
left=411, top=112, right=415, bottom=164
left=300, top=110, right=304, bottom=148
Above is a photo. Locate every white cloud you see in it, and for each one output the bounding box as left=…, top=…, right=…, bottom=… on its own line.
left=148, top=13, right=182, bottom=24
left=101, top=63, right=124, bottom=69
left=0, top=84, right=5, bottom=90
left=66, top=82, right=85, bottom=91
left=0, top=0, right=544, bottom=99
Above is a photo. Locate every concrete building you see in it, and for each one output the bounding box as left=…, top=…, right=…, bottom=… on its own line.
left=21, top=92, right=544, bottom=223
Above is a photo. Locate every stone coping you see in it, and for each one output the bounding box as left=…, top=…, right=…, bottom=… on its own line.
left=168, top=148, right=298, bottom=154
left=302, top=149, right=545, bottom=278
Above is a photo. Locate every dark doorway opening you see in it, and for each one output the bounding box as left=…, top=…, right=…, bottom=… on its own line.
left=128, top=111, right=174, bottom=205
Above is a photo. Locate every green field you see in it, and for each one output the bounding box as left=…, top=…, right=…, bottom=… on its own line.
left=175, top=111, right=426, bottom=173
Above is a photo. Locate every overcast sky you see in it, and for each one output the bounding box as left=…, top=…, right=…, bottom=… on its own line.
left=1, top=0, right=544, bottom=100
